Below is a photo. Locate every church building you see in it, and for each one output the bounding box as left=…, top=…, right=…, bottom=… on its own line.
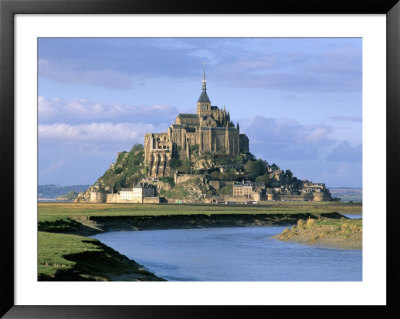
left=144, top=67, right=249, bottom=177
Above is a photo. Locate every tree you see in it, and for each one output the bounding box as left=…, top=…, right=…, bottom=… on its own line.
left=244, top=159, right=267, bottom=181
left=190, top=144, right=199, bottom=154
left=168, top=158, right=182, bottom=169
left=235, top=155, right=245, bottom=164
left=256, top=174, right=272, bottom=187
left=130, top=144, right=144, bottom=153
left=181, top=158, right=193, bottom=173
left=221, top=171, right=236, bottom=181
left=210, top=171, right=221, bottom=180
left=285, top=169, right=293, bottom=179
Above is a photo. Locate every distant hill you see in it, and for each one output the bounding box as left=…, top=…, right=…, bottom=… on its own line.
left=38, top=185, right=91, bottom=200
left=56, top=191, right=79, bottom=201
left=329, top=188, right=362, bottom=202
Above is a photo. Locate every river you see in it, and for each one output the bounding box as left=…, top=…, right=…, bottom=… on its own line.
left=92, top=217, right=362, bottom=281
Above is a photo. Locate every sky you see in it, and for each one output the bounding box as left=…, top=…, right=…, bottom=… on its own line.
left=38, top=38, right=362, bottom=188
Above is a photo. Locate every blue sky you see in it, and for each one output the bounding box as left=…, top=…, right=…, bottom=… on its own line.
left=38, top=38, right=362, bottom=187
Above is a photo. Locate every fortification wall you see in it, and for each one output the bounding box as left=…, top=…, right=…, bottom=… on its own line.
left=267, top=193, right=330, bottom=201
left=143, top=197, right=161, bottom=204
left=106, top=193, right=118, bottom=203
left=223, top=196, right=255, bottom=203
left=174, top=173, right=203, bottom=184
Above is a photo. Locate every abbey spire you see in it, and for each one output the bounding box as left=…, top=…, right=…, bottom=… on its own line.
left=202, top=62, right=207, bottom=91
left=197, top=63, right=211, bottom=114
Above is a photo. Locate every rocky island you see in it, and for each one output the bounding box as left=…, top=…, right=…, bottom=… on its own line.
left=76, top=70, right=334, bottom=205
left=38, top=68, right=361, bottom=281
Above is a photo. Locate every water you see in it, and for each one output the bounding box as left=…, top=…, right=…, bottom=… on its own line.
left=92, top=225, right=362, bottom=281
left=344, top=214, right=362, bottom=219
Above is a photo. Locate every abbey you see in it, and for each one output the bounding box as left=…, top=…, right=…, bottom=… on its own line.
left=144, top=69, right=249, bottom=177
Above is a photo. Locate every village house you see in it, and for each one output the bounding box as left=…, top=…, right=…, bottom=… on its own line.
left=233, top=181, right=255, bottom=198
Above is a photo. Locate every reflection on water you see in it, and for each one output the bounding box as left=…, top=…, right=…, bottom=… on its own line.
left=93, top=226, right=362, bottom=281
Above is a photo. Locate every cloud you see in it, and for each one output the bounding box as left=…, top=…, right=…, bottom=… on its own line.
left=38, top=39, right=202, bottom=89
left=38, top=38, right=361, bottom=93
left=326, top=141, right=362, bottom=162
left=327, top=116, right=362, bottom=122
left=39, top=122, right=167, bottom=144
left=223, top=71, right=360, bottom=92
left=38, top=96, right=178, bottom=125
left=280, top=94, right=300, bottom=101
left=240, top=116, right=333, bottom=161
left=40, top=158, right=65, bottom=176
left=208, top=40, right=361, bottom=92
left=39, top=59, right=132, bottom=90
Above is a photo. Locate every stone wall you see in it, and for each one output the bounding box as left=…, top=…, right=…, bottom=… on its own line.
left=106, top=193, right=118, bottom=203
left=223, top=196, right=256, bottom=203
left=266, top=193, right=330, bottom=201
left=143, top=197, right=161, bottom=204
left=174, top=173, right=203, bottom=184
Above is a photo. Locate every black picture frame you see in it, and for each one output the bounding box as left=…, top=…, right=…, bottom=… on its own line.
left=1, top=0, right=399, bottom=318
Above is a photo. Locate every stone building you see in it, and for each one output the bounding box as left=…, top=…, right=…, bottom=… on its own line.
left=132, top=182, right=156, bottom=203
left=233, top=181, right=255, bottom=198
left=88, top=182, right=156, bottom=203
left=144, top=68, right=249, bottom=178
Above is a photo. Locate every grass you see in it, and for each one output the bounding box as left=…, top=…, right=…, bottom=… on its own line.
left=38, top=231, right=164, bottom=281
left=38, top=201, right=362, bottom=221
left=38, top=231, right=103, bottom=278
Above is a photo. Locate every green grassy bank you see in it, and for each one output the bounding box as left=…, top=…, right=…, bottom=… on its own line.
left=39, top=201, right=361, bottom=218
left=38, top=202, right=362, bottom=280
left=38, top=231, right=164, bottom=281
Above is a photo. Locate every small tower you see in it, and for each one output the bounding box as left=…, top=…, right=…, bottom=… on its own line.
left=197, top=63, right=211, bottom=115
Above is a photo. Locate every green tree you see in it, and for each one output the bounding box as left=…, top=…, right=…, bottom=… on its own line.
left=285, top=169, right=293, bottom=179
left=168, top=158, right=182, bottom=169
left=190, top=144, right=199, bottom=154
left=222, top=171, right=236, bottom=181
left=256, top=174, right=272, bottom=187
left=130, top=144, right=144, bottom=153
left=235, top=155, right=245, bottom=164
left=181, top=158, right=193, bottom=173
left=210, top=171, right=221, bottom=180
left=244, top=159, right=267, bottom=181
